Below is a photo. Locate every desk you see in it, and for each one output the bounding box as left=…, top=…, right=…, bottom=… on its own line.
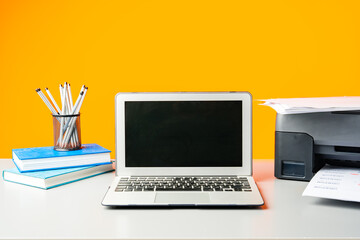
left=0, top=159, right=359, bottom=240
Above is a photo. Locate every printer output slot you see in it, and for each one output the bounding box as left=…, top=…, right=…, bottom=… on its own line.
left=331, top=110, right=360, bottom=115
left=314, top=145, right=360, bottom=160
left=315, top=153, right=360, bottom=168
left=314, top=145, right=360, bottom=168
left=325, top=159, right=360, bottom=168
left=334, top=146, right=360, bottom=153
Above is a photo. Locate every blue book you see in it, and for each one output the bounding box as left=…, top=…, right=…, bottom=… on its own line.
left=3, top=163, right=114, bottom=190
left=12, top=144, right=111, bottom=172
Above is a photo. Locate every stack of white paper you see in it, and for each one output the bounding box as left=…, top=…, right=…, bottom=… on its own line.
left=260, top=97, right=360, bottom=114
left=303, top=165, right=360, bottom=203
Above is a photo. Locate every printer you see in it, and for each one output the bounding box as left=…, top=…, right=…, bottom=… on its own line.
left=274, top=111, right=360, bottom=181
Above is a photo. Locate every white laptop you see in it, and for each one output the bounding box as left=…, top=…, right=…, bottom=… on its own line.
left=102, top=92, right=264, bottom=207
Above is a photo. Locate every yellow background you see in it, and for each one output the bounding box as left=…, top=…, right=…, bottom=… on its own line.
left=1, top=1, right=360, bottom=159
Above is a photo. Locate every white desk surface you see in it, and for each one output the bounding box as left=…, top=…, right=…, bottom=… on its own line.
left=1, top=159, right=360, bottom=240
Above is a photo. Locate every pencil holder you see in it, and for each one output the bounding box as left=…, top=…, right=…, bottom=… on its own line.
left=52, top=114, right=82, bottom=151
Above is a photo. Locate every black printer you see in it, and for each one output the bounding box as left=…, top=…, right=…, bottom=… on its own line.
left=274, top=111, right=360, bottom=181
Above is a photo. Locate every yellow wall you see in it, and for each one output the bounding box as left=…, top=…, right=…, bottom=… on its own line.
left=1, top=1, right=360, bottom=159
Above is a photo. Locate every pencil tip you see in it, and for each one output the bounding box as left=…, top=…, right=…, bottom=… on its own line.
left=45, top=87, right=48, bottom=90
left=80, top=91, right=84, bottom=95
left=85, top=87, right=88, bottom=90
left=35, top=88, right=40, bottom=92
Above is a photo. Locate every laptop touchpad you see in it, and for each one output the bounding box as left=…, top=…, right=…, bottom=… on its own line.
left=155, top=193, right=210, bottom=204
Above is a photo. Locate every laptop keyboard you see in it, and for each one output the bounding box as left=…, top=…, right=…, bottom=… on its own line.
left=115, top=176, right=252, bottom=192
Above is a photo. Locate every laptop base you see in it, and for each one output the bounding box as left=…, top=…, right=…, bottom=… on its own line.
left=102, top=176, right=264, bottom=207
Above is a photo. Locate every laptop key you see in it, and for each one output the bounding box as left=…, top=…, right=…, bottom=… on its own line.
left=118, top=183, right=131, bottom=186
left=182, top=187, right=201, bottom=191
left=223, top=188, right=234, bottom=191
left=115, top=186, right=126, bottom=191
left=156, top=187, right=172, bottom=191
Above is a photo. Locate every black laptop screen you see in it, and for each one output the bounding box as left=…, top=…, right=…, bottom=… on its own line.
left=125, top=101, right=243, bottom=167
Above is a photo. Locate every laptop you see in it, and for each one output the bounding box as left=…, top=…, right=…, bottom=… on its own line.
left=102, top=92, right=264, bottom=207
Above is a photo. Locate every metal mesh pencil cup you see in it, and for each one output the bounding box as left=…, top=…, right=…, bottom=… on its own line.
left=52, top=114, right=82, bottom=151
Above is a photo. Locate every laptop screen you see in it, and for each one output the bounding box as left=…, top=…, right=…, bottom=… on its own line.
left=125, top=101, right=242, bottom=167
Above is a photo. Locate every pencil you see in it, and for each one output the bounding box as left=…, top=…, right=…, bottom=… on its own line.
left=36, top=89, right=59, bottom=115
left=45, top=88, right=61, bottom=113
left=61, top=87, right=87, bottom=147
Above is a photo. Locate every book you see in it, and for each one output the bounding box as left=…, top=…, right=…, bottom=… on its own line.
left=12, top=143, right=111, bottom=172
left=3, top=163, right=114, bottom=189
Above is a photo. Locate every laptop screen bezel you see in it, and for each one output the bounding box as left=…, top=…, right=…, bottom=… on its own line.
left=115, top=92, right=252, bottom=176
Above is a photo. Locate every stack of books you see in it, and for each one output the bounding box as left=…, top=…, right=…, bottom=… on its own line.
left=2, top=143, right=113, bottom=189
